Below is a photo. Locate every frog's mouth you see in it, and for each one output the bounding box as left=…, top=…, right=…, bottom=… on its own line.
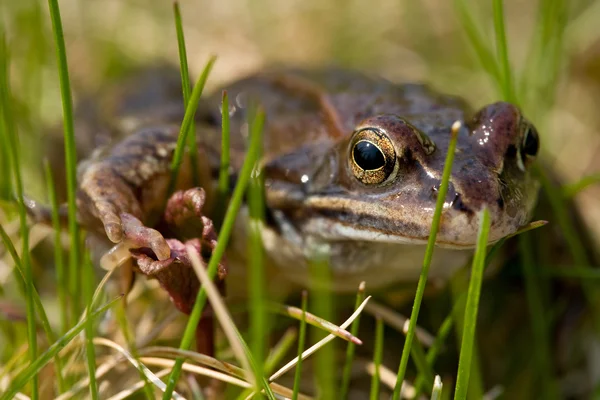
left=264, top=187, right=509, bottom=250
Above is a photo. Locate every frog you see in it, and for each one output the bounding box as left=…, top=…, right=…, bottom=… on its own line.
left=69, top=67, right=541, bottom=293
left=38, top=66, right=600, bottom=397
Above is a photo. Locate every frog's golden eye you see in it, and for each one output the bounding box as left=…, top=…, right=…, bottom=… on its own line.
left=350, top=128, right=397, bottom=185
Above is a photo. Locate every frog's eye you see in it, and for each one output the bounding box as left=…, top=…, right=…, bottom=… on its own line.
left=518, top=122, right=539, bottom=171
left=522, top=124, right=539, bottom=157
left=349, top=128, right=397, bottom=185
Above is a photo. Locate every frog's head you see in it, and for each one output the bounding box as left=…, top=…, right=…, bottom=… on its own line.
left=264, top=102, right=540, bottom=249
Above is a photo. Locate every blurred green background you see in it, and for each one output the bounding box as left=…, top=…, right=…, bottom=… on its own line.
left=2, top=0, right=600, bottom=398
left=3, top=0, right=600, bottom=242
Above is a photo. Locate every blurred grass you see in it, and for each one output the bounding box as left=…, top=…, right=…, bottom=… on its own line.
left=0, top=27, right=39, bottom=400
left=1, top=0, right=600, bottom=398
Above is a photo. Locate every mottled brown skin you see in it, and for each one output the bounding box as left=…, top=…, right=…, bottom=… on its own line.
left=74, top=68, right=540, bottom=289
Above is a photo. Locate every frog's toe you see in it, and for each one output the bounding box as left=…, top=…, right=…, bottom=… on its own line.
left=95, top=200, right=124, bottom=243
left=120, top=212, right=171, bottom=260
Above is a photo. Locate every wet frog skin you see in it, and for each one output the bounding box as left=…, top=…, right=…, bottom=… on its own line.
left=72, top=67, right=541, bottom=291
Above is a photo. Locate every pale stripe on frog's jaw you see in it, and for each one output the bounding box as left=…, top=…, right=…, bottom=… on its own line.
left=265, top=192, right=515, bottom=250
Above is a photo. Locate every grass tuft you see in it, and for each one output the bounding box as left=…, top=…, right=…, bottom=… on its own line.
left=1, top=296, right=121, bottom=400
left=0, top=31, right=39, bottom=400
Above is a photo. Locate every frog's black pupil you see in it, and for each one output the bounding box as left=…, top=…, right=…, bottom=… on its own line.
left=353, top=141, right=385, bottom=170
left=523, top=126, right=539, bottom=156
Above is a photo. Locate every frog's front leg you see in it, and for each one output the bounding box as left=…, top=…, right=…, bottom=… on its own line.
left=77, top=125, right=182, bottom=260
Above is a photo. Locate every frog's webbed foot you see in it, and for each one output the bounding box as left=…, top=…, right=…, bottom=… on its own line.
left=129, top=225, right=227, bottom=314
left=164, top=187, right=219, bottom=250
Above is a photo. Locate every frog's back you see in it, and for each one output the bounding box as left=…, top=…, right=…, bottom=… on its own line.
left=195, top=67, right=471, bottom=165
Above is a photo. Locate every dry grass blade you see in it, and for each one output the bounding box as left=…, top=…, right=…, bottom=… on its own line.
left=269, top=295, right=372, bottom=382
left=141, top=346, right=248, bottom=380
left=273, top=303, right=362, bottom=344
left=187, top=245, right=256, bottom=387
left=79, top=268, right=116, bottom=320
left=138, top=357, right=311, bottom=400
left=92, top=337, right=184, bottom=400
left=365, top=361, right=415, bottom=398
left=107, top=369, right=170, bottom=400
left=55, top=355, right=123, bottom=400
left=365, top=300, right=435, bottom=347
left=142, top=357, right=249, bottom=388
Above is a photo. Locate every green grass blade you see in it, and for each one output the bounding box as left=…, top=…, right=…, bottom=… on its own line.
left=409, top=333, right=435, bottom=393
left=162, top=108, right=265, bottom=400
left=264, top=328, right=297, bottom=374
left=0, top=223, right=66, bottom=393
left=520, top=0, right=567, bottom=114
left=216, top=90, right=231, bottom=227
left=453, top=0, right=501, bottom=89
left=492, top=0, right=515, bottom=103
left=0, top=33, right=38, bottom=400
left=540, top=266, right=600, bottom=279
left=43, top=160, right=69, bottom=334
left=114, top=301, right=155, bottom=400
left=0, top=41, right=10, bottom=201
left=454, top=208, right=491, bottom=400
left=340, top=282, right=366, bottom=399
left=1, top=296, right=121, bottom=400
left=449, top=269, right=484, bottom=399
left=431, top=376, right=443, bottom=400
left=173, top=0, right=199, bottom=187
left=391, top=121, right=461, bottom=400
left=537, top=167, right=588, bottom=267
left=292, top=291, right=308, bottom=400
left=46, top=0, right=81, bottom=320
left=520, top=234, right=558, bottom=399
left=414, top=314, right=454, bottom=397
left=248, top=109, right=266, bottom=377
left=83, top=252, right=99, bottom=399
left=561, top=173, right=600, bottom=198
left=169, top=56, right=216, bottom=194
left=309, top=252, right=335, bottom=399
left=369, top=316, right=384, bottom=400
